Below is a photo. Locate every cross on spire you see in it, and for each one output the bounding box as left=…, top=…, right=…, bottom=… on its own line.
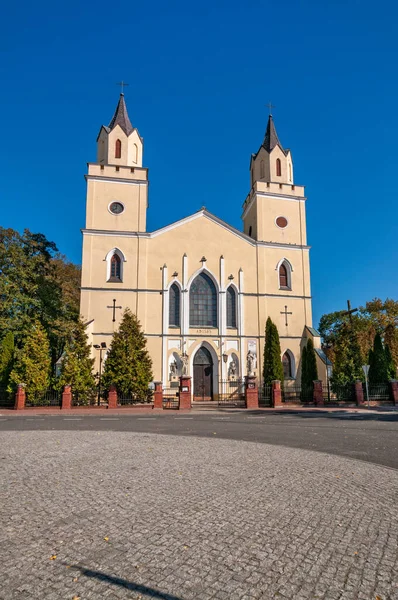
left=281, top=305, right=292, bottom=327
left=266, top=101, right=275, bottom=115
left=116, top=81, right=129, bottom=94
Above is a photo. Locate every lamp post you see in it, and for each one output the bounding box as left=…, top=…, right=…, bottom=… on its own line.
left=93, top=342, right=107, bottom=405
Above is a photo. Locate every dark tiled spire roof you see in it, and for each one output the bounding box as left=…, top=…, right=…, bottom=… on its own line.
left=108, top=93, right=134, bottom=136
left=263, top=114, right=285, bottom=153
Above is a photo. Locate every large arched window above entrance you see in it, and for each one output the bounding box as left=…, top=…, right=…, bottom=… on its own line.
left=282, top=351, right=293, bottom=379
left=189, top=272, right=217, bottom=327
left=169, top=283, right=180, bottom=327
left=278, top=259, right=292, bottom=290
left=226, top=286, right=237, bottom=328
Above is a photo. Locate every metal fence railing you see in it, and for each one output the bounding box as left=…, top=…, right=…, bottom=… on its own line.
left=324, top=384, right=356, bottom=403
left=72, top=388, right=98, bottom=406
left=283, top=384, right=313, bottom=404
left=218, top=380, right=246, bottom=407
left=366, top=383, right=391, bottom=402
left=117, top=391, right=153, bottom=406
left=25, top=388, right=61, bottom=407
left=0, top=387, right=13, bottom=408
left=162, top=387, right=179, bottom=409
left=258, top=384, right=272, bottom=407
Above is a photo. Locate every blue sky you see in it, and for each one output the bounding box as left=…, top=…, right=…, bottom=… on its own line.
left=1, top=0, right=397, bottom=327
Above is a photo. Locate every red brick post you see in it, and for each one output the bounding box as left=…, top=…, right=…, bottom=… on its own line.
left=153, top=381, right=163, bottom=409
left=108, top=385, right=118, bottom=409
left=179, top=376, right=191, bottom=410
left=61, top=385, right=72, bottom=409
left=313, top=380, right=324, bottom=406
left=272, top=380, right=283, bottom=407
left=245, top=375, right=258, bottom=409
left=355, top=380, right=365, bottom=406
left=14, top=384, right=26, bottom=410
left=390, top=380, right=398, bottom=405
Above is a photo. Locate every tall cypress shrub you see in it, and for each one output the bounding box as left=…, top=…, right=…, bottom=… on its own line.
left=368, top=333, right=388, bottom=383
left=58, top=318, right=96, bottom=404
left=385, top=345, right=396, bottom=380
left=0, top=332, right=14, bottom=387
left=263, top=317, right=284, bottom=385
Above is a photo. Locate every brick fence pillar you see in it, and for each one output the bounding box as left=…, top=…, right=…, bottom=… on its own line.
left=355, top=380, right=365, bottom=406
left=61, top=385, right=72, bottom=409
left=14, top=384, right=26, bottom=410
left=245, top=375, right=258, bottom=409
left=179, top=376, right=191, bottom=410
left=313, top=380, right=324, bottom=406
left=390, top=380, right=398, bottom=405
left=108, top=385, right=118, bottom=409
left=272, top=380, right=283, bottom=407
left=153, top=381, right=163, bottom=409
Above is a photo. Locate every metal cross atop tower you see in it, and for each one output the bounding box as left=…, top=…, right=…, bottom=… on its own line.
left=116, top=81, right=129, bottom=94
left=266, top=101, right=275, bottom=115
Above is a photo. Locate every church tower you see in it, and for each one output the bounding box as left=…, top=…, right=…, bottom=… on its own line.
left=242, top=114, right=306, bottom=247
left=85, top=94, right=148, bottom=233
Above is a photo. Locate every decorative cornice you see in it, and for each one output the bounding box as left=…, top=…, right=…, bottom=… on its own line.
left=85, top=175, right=148, bottom=185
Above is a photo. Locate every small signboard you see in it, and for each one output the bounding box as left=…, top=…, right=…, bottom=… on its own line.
left=181, top=386, right=189, bottom=392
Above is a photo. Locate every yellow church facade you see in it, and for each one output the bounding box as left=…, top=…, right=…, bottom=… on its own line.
left=80, top=94, right=326, bottom=399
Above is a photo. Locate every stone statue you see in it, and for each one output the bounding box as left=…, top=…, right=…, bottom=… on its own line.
left=228, top=360, right=237, bottom=378
left=246, top=350, right=255, bottom=376
left=169, top=360, right=177, bottom=379
left=181, top=352, right=189, bottom=376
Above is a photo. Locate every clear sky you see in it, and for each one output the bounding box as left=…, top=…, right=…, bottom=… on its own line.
left=1, top=0, right=397, bottom=327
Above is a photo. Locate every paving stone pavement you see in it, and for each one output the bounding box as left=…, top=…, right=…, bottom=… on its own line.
left=1, top=431, right=398, bottom=600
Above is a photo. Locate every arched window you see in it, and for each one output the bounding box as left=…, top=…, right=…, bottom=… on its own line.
left=115, top=139, right=122, bottom=159
left=282, top=352, right=292, bottom=378
left=190, top=272, right=217, bottom=327
left=279, top=263, right=288, bottom=288
left=226, top=286, right=237, bottom=328
left=132, top=143, right=138, bottom=163
left=289, top=163, right=292, bottom=181
left=248, top=226, right=252, bottom=237
left=260, top=160, right=265, bottom=178
left=169, top=283, right=180, bottom=327
left=276, top=158, right=281, bottom=177
left=110, top=254, right=121, bottom=281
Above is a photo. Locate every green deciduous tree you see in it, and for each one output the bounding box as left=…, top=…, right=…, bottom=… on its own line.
left=58, top=318, right=96, bottom=404
left=0, top=332, right=14, bottom=387
left=9, top=322, right=51, bottom=402
left=102, top=308, right=153, bottom=400
left=368, top=333, right=388, bottom=383
left=330, top=323, right=364, bottom=387
left=263, top=317, right=284, bottom=385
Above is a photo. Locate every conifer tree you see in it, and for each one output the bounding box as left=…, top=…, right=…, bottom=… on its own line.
left=58, top=318, right=96, bottom=403
left=385, top=344, right=396, bottom=380
left=9, top=322, right=51, bottom=402
left=0, top=332, right=14, bottom=387
left=263, top=317, right=284, bottom=385
left=301, top=338, right=318, bottom=389
left=331, top=323, right=363, bottom=387
left=368, top=333, right=388, bottom=383
left=102, top=308, right=153, bottom=400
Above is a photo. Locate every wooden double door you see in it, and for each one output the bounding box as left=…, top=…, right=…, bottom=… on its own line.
left=193, top=347, right=214, bottom=402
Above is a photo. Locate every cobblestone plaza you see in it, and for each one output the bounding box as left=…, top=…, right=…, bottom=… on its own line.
left=2, top=430, right=398, bottom=599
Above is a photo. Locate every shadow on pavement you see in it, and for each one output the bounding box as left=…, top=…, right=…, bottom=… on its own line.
left=246, top=409, right=398, bottom=422
left=68, top=564, right=183, bottom=599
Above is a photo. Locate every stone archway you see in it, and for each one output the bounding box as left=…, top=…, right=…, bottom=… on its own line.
left=193, top=346, right=214, bottom=402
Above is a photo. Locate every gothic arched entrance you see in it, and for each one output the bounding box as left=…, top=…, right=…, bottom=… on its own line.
left=193, top=346, right=214, bottom=401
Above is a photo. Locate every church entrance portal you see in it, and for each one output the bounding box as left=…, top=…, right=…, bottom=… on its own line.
left=193, top=347, right=214, bottom=402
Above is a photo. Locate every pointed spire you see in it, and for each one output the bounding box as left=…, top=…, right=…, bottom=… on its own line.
left=263, top=114, right=284, bottom=153
left=108, top=93, right=134, bottom=136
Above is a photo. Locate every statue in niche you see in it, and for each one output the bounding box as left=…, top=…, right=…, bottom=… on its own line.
left=181, top=352, right=189, bottom=376
left=228, top=360, right=237, bottom=379
left=246, top=350, right=255, bottom=376
left=169, top=360, right=178, bottom=379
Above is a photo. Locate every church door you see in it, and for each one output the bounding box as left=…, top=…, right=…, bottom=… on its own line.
left=193, top=347, right=213, bottom=402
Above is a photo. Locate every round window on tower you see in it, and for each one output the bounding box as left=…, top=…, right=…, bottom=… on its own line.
left=276, top=216, right=288, bottom=229
left=109, top=201, right=125, bottom=215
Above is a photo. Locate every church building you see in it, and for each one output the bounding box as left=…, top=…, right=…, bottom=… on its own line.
left=80, top=94, right=326, bottom=399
